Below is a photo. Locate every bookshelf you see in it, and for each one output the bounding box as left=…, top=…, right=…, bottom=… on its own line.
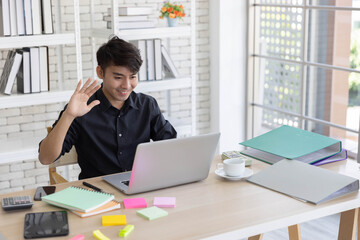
left=0, top=0, right=82, bottom=163
left=89, top=0, right=196, bottom=136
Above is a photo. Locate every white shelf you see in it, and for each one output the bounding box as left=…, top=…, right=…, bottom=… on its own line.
left=136, top=77, right=191, bottom=92
left=0, top=90, right=73, bottom=109
left=91, top=26, right=191, bottom=40
left=0, top=33, right=76, bottom=49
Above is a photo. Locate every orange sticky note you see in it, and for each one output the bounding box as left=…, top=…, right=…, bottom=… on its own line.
left=102, top=215, right=127, bottom=226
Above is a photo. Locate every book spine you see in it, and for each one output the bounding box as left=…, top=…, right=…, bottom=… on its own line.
left=41, top=0, right=53, bottom=34
left=30, top=47, right=40, bottom=93
left=154, top=39, right=162, bottom=80
left=0, top=0, right=11, bottom=36
left=4, top=50, right=23, bottom=94
left=31, top=0, right=42, bottom=35
left=146, top=39, right=155, bottom=81
left=23, top=0, right=33, bottom=35
left=15, top=0, right=25, bottom=35
left=9, top=0, right=17, bottom=36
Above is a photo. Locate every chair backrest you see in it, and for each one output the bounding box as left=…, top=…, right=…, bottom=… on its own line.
left=47, top=127, right=78, bottom=184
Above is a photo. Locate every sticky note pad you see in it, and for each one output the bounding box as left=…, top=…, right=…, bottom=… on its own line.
left=137, top=206, right=168, bottom=220
left=153, top=197, right=176, bottom=208
left=69, top=234, right=84, bottom=240
left=93, top=230, right=110, bottom=240
left=119, top=224, right=134, bottom=238
left=123, top=197, right=147, bottom=209
left=102, top=215, right=127, bottom=226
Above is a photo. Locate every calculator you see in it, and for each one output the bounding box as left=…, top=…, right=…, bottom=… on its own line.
left=2, top=196, right=33, bottom=211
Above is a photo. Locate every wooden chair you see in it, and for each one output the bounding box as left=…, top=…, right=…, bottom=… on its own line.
left=46, top=127, right=78, bottom=185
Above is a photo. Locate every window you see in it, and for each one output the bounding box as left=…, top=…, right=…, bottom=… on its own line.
left=247, top=0, right=360, bottom=159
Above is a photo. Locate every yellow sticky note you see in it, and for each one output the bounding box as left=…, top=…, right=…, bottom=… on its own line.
left=119, top=224, right=134, bottom=238
left=102, top=215, right=127, bottom=226
left=93, top=230, right=110, bottom=240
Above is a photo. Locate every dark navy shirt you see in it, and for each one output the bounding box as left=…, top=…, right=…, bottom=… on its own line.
left=52, top=88, right=177, bottom=179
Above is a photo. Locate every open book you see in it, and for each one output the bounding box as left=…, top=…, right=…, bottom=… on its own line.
left=42, top=186, right=114, bottom=213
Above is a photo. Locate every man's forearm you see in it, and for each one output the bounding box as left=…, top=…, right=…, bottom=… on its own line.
left=38, top=110, right=75, bottom=165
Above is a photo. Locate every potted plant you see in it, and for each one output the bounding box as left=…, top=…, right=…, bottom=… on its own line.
left=159, top=2, right=186, bottom=27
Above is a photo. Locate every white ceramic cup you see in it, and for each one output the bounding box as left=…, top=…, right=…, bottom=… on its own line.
left=217, top=158, right=245, bottom=177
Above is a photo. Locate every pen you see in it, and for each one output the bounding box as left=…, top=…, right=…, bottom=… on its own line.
left=83, top=181, right=104, bottom=192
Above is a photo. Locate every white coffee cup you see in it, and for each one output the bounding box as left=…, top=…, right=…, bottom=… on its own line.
left=217, top=158, right=245, bottom=177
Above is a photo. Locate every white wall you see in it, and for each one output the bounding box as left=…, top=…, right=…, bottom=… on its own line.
left=0, top=0, right=211, bottom=193
left=210, top=0, right=247, bottom=152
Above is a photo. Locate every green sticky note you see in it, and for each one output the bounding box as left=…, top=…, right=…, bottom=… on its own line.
left=137, top=206, right=168, bottom=220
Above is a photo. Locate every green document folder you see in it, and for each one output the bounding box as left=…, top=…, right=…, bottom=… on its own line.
left=41, top=186, right=114, bottom=213
left=240, top=125, right=342, bottom=164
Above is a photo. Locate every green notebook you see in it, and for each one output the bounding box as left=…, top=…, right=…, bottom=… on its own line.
left=41, top=186, right=114, bottom=213
left=137, top=206, right=168, bottom=220
left=240, top=125, right=342, bottom=164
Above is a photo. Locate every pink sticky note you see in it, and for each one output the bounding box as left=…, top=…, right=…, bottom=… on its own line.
left=69, top=234, right=85, bottom=240
left=123, top=198, right=147, bottom=209
left=153, top=197, right=176, bottom=208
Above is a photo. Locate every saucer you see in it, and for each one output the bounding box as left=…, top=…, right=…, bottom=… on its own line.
left=215, top=168, right=253, bottom=181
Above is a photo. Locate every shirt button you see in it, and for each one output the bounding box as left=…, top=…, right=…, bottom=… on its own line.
left=119, top=133, right=122, bottom=137
left=119, top=152, right=122, bottom=155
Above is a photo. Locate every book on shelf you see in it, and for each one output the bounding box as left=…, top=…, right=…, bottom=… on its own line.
left=17, top=48, right=31, bottom=94
left=71, top=200, right=121, bottom=218
left=42, top=186, right=115, bottom=213
left=240, top=125, right=342, bottom=165
left=8, top=0, right=17, bottom=36
left=39, top=46, right=49, bottom=92
left=154, top=39, right=162, bottom=80
left=23, top=0, right=33, bottom=35
left=0, top=0, right=11, bottom=36
left=106, top=20, right=154, bottom=30
left=41, top=0, right=53, bottom=34
left=103, top=15, right=148, bottom=22
left=0, top=50, right=15, bottom=93
left=131, top=40, right=147, bottom=81
left=30, top=47, right=40, bottom=93
left=161, top=45, right=179, bottom=78
left=146, top=39, right=155, bottom=80
left=107, top=7, right=152, bottom=16
left=0, top=49, right=23, bottom=95
left=15, top=0, right=25, bottom=35
left=31, top=0, right=42, bottom=35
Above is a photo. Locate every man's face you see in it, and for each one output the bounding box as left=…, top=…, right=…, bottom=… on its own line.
left=99, top=65, right=138, bottom=108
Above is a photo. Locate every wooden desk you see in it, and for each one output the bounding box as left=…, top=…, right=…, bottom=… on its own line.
left=1, top=158, right=360, bottom=240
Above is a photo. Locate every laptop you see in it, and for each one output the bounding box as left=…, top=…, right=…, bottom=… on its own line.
left=102, top=133, right=220, bottom=194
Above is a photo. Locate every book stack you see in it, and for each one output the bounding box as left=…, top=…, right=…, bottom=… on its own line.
left=240, top=125, right=345, bottom=165
left=104, top=6, right=154, bottom=31
left=131, top=39, right=179, bottom=81
left=0, top=0, right=53, bottom=36
left=0, top=47, right=49, bottom=95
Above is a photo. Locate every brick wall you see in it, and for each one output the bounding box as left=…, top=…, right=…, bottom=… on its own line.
left=0, top=0, right=210, bottom=194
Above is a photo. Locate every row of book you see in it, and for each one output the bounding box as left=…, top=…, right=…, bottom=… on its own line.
left=0, top=0, right=53, bottom=36
left=0, top=47, right=49, bottom=95
left=131, top=39, right=179, bottom=81
left=105, top=6, right=155, bottom=31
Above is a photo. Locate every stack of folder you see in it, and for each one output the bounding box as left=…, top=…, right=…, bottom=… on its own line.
left=240, top=125, right=344, bottom=165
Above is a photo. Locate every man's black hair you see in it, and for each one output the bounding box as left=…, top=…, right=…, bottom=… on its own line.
left=96, top=36, right=143, bottom=74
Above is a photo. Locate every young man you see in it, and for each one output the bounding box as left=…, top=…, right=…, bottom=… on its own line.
left=39, top=37, right=177, bottom=179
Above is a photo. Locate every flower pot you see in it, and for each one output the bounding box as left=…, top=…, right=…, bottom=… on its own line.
left=167, top=17, right=178, bottom=27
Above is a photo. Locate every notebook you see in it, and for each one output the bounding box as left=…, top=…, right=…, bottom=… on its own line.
left=102, top=133, right=220, bottom=195
left=247, top=159, right=359, bottom=204
left=41, top=186, right=114, bottom=213
left=71, top=200, right=121, bottom=218
left=240, top=125, right=342, bottom=164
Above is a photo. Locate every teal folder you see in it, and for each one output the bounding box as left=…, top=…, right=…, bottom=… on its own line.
left=240, top=125, right=342, bottom=164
